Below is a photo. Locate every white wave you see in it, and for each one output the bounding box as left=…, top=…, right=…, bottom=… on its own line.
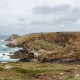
left=2, top=57, right=10, bottom=60
left=13, top=49, right=19, bottom=51
left=0, top=55, right=9, bottom=60
left=2, top=45, right=7, bottom=48
left=0, top=53, right=13, bottom=61
left=11, top=48, right=22, bottom=51
left=0, top=52, right=19, bottom=61
left=0, top=40, right=4, bottom=42
left=0, top=53, right=9, bottom=56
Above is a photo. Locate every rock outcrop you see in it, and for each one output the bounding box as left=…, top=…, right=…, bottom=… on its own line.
left=6, top=32, right=80, bottom=63
left=5, top=34, right=21, bottom=41
left=6, top=32, right=77, bottom=48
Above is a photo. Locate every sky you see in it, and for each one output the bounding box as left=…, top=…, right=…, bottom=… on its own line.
left=0, top=0, right=80, bottom=35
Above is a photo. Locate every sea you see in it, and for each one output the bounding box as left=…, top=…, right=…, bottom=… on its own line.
left=0, top=35, right=21, bottom=61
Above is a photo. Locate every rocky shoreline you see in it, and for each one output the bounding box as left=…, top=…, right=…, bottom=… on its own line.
left=5, top=32, right=80, bottom=64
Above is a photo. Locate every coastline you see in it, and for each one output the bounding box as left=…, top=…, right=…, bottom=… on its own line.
left=5, top=32, right=80, bottom=64
left=0, top=32, right=80, bottom=80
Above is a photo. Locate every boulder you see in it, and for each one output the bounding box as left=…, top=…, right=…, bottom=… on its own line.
left=19, top=58, right=30, bottom=62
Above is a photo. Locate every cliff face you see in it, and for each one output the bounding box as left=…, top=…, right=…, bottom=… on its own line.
left=5, top=34, right=21, bottom=41
left=6, top=32, right=77, bottom=48
left=6, top=32, right=80, bottom=63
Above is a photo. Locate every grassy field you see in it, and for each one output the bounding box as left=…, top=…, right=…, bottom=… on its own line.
left=0, top=62, right=80, bottom=80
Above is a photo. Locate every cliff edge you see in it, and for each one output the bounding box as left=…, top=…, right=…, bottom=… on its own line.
left=6, top=32, right=80, bottom=64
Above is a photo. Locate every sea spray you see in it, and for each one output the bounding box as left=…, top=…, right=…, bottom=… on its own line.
left=0, top=35, right=21, bottom=61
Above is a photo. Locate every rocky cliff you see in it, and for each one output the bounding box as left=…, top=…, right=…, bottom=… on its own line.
left=6, top=32, right=80, bottom=64
left=5, top=34, right=21, bottom=41
left=6, top=32, right=77, bottom=47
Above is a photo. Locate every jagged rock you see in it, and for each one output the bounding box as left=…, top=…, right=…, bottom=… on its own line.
left=19, top=58, right=30, bottom=62
left=6, top=32, right=80, bottom=63
left=10, top=50, right=28, bottom=59
left=55, top=33, right=76, bottom=47
left=5, top=34, right=21, bottom=41
left=34, top=53, right=39, bottom=58
left=5, top=43, right=17, bottom=48
left=2, top=54, right=5, bottom=56
left=9, top=52, right=13, bottom=54
left=6, top=32, right=77, bottom=48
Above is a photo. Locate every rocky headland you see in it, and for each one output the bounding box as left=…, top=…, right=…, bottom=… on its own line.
left=6, top=32, right=80, bottom=64
left=5, top=34, right=21, bottom=41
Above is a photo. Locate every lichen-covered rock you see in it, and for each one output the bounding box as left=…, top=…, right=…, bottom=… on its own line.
left=6, top=32, right=77, bottom=48
left=5, top=34, right=21, bottom=41
left=10, top=50, right=28, bottom=59
left=55, top=33, right=76, bottom=47
left=7, top=32, right=80, bottom=63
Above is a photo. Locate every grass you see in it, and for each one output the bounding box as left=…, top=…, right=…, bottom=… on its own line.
left=0, top=67, right=4, bottom=71
left=0, top=62, right=79, bottom=80
left=12, top=67, right=28, bottom=74
left=26, top=40, right=63, bottom=51
left=64, top=75, right=74, bottom=80
left=28, top=40, right=62, bottom=48
left=37, top=40, right=62, bottom=48
left=12, top=68, right=52, bottom=74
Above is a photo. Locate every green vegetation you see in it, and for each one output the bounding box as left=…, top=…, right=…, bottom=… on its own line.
left=0, top=67, right=5, bottom=71
left=0, top=62, right=79, bottom=80
left=25, top=40, right=62, bottom=51
left=5, top=32, right=80, bottom=80
left=31, top=40, right=62, bottom=48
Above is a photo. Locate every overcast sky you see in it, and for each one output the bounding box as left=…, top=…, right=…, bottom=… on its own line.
left=0, top=0, right=80, bottom=35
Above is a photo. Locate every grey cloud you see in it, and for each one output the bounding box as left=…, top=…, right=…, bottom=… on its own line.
left=30, top=16, right=80, bottom=27
left=30, top=18, right=76, bottom=26
left=0, top=3, right=8, bottom=8
left=33, top=4, right=70, bottom=14
left=0, top=0, right=80, bottom=35
left=52, top=17, right=78, bottom=25
left=30, top=21, right=53, bottom=25
left=31, top=4, right=80, bottom=27
left=18, top=18, right=25, bottom=21
left=0, top=0, right=8, bottom=8
left=71, top=8, right=80, bottom=19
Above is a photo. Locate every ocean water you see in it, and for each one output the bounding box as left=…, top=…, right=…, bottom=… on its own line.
left=0, top=35, right=21, bottom=61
